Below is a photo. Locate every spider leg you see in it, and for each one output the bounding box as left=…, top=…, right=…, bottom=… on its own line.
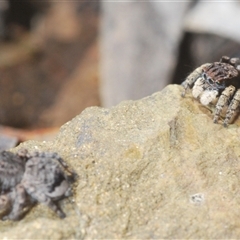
left=0, top=193, right=11, bottom=218
left=220, top=56, right=231, bottom=63
left=213, top=85, right=236, bottom=124
left=223, top=89, right=240, bottom=127
left=24, top=183, right=66, bottom=218
left=43, top=196, right=66, bottom=219
left=230, top=57, right=240, bottom=67
left=52, top=154, right=78, bottom=182
left=3, top=184, right=28, bottom=221
left=220, top=56, right=240, bottom=72
left=181, top=63, right=211, bottom=97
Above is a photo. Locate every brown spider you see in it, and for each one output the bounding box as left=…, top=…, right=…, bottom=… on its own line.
left=181, top=56, right=240, bottom=127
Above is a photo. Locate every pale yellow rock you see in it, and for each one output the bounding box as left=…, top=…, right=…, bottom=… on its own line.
left=1, top=84, right=240, bottom=239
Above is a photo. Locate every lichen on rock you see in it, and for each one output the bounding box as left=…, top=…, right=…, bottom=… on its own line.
left=1, top=84, right=240, bottom=239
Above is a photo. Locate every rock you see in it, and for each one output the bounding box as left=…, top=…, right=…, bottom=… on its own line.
left=1, top=84, right=240, bottom=238
left=100, top=2, right=190, bottom=107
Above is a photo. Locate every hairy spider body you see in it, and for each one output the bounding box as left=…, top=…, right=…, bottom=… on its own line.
left=181, top=56, right=240, bottom=127
left=0, top=150, right=77, bottom=220
left=0, top=151, right=26, bottom=193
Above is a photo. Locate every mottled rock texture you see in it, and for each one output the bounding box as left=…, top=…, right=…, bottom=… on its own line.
left=1, top=84, right=240, bottom=239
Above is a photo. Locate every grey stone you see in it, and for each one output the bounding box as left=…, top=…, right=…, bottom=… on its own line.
left=1, top=84, right=240, bottom=238
left=100, top=2, right=190, bottom=107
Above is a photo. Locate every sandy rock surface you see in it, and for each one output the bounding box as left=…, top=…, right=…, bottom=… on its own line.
left=1, top=84, right=240, bottom=239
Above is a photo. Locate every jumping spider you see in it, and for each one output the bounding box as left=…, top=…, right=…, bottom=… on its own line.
left=0, top=150, right=77, bottom=220
left=181, top=56, right=240, bottom=127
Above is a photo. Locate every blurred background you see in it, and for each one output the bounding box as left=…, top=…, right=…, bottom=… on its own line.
left=0, top=0, right=240, bottom=147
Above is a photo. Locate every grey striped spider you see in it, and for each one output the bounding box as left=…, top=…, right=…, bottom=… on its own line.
left=0, top=150, right=77, bottom=220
